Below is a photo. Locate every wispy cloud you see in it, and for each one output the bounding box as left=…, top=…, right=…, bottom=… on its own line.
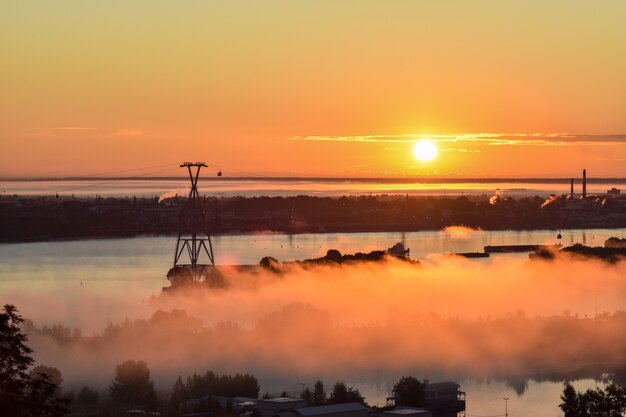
left=441, top=148, right=481, bottom=153
left=594, top=156, right=626, bottom=161
left=50, top=127, right=98, bottom=131
left=290, top=133, right=626, bottom=146
left=115, top=129, right=144, bottom=137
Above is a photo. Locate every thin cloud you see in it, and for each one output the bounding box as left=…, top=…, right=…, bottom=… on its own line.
left=440, top=148, right=481, bottom=153
left=49, top=127, right=98, bottom=131
left=289, top=133, right=626, bottom=146
left=594, top=157, right=626, bottom=161
left=115, top=129, right=144, bottom=137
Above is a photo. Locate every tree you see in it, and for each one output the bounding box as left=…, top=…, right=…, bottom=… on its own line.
left=328, top=381, right=366, bottom=405
left=0, top=304, right=69, bottom=417
left=312, top=380, right=326, bottom=406
left=559, top=382, right=626, bottom=417
left=176, top=370, right=260, bottom=401
left=110, top=359, right=157, bottom=410
left=326, top=249, right=342, bottom=263
left=393, top=376, right=426, bottom=408
left=560, top=383, right=579, bottom=417
left=30, top=365, right=63, bottom=392
left=301, top=387, right=313, bottom=405
left=170, top=376, right=187, bottom=410
left=75, top=385, right=99, bottom=405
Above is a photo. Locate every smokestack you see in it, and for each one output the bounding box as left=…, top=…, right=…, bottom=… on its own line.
left=582, top=169, right=587, bottom=199
left=570, top=178, right=574, bottom=199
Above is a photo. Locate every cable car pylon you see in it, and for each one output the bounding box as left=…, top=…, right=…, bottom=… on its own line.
left=167, top=162, right=215, bottom=286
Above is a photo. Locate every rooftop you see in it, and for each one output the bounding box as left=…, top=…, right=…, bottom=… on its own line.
left=383, top=408, right=430, bottom=416
left=295, top=402, right=369, bottom=416
left=260, top=397, right=304, bottom=404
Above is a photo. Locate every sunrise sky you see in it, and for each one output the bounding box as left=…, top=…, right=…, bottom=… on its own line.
left=2, top=1, right=626, bottom=178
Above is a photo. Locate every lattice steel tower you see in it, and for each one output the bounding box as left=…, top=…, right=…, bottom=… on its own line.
left=172, top=162, right=215, bottom=282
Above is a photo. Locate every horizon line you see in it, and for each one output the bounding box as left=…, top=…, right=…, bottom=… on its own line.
left=2, top=176, right=626, bottom=183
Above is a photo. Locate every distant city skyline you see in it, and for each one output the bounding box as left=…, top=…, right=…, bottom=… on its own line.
left=2, top=1, right=626, bottom=177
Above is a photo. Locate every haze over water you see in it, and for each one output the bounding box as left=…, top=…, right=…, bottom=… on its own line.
left=2, top=228, right=625, bottom=417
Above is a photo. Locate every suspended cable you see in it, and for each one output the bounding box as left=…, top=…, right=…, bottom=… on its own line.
left=202, top=160, right=267, bottom=179
left=52, top=157, right=274, bottom=195
left=55, top=165, right=178, bottom=194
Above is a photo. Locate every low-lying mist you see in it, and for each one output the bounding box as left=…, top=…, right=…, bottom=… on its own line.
left=13, top=252, right=626, bottom=398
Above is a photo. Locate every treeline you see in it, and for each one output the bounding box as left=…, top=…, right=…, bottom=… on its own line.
left=298, top=380, right=366, bottom=407
left=3, top=193, right=624, bottom=242
left=259, top=247, right=417, bottom=272
left=171, top=371, right=260, bottom=404
left=560, top=382, right=626, bottom=417
left=531, top=243, right=626, bottom=263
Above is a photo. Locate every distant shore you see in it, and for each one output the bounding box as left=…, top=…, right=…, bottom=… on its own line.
left=3, top=175, right=626, bottom=183
left=1, top=193, right=625, bottom=243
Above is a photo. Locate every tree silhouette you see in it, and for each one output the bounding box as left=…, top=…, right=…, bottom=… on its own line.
left=75, top=385, right=99, bottom=405
left=393, top=376, right=426, bottom=408
left=312, top=380, right=326, bottom=406
left=169, top=370, right=260, bottom=414
left=328, top=381, right=366, bottom=405
left=301, top=387, right=313, bottom=405
left=170, top=376, right=187, bottom=410
left=0, top=304, right=69, bottom=417
left=178, top=370, right=260, bottom=399
left=560, top=383, right=579, bottom=417
left=30, top=365, right=63, bottom=392
left=110, top=360, right=157, bottom=410
left=559, top=382, right=626, bottom=417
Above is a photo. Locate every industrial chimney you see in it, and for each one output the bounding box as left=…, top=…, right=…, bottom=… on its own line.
left=582, top=169, right=587, bottom=199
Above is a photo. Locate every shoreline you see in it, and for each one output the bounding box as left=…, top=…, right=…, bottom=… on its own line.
left=2, top=193, right=625, bottom=244
left=2, top=225, right=625, bottom=245
left=2, top=176, right=626, bottom=183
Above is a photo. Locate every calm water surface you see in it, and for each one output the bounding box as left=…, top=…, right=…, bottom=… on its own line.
left=2, top=228, right=621, bottom=291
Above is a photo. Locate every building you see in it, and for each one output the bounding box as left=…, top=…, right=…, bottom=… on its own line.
left=386, top=381, right=465, bottom=417
left=256, top=397, right=308, bottom=417
left=262, top=401, right=370, bottom=417
left=424, top=382, right=465, bottom=417
left=286, top=402, right=370, bottom=417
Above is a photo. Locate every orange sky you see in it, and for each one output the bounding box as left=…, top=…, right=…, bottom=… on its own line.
left=1, top=1, right=626, bottom=178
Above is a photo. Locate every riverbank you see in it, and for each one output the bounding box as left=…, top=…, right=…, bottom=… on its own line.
left=2, top=193, right=625, bottom=243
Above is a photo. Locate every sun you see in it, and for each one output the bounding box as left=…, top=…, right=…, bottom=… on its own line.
left=413, top=140, right=438, bottom=162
